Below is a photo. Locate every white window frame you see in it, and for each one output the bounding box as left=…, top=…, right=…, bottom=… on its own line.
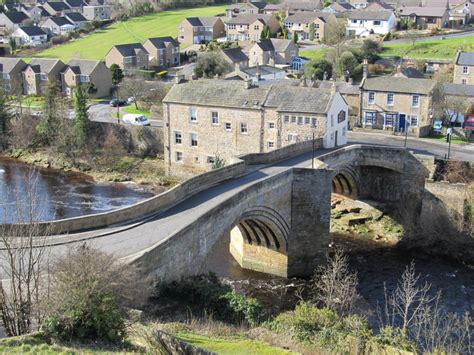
left=410, top=115, right=418, bottom=126
left=364, top=111, right=376, bottom=126
left=175, top=151, right=183, bottom=163
left=462, top=66, right=469, bottom=74
left=189, top=107, right=197, bottom=122
left=268, top=122, right=275, bottom=129
left=225, top=122, right=232, bottom=131
left=288, top=133, right=298, bottom=142
left=283, top=115, right=290, bottom=123
left=211, top=111, right=219, bottom=125
left=267, top=140, right=274, bottom=148
left=368, top=91, right=375, bottom=104
left=240, top=122, right=248, bottom=134
left=411, top=95, right=420, bottom=108
left=190, top=132, right=198, bottom=147
left=386, top=93, right=394, bottom=106
left=174, top=131, right=182, bottom=144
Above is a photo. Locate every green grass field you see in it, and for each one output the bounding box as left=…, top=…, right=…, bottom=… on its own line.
left=35, top=5, right=227, bottom=62
left=122, top=105, right=150, bottom=117
left=299, top=49, right=326, bottom=60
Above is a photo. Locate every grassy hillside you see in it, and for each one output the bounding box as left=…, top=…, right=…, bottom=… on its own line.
left=35, top=5, right=227, bottom=62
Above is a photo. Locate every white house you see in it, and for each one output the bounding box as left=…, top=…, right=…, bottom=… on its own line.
left=41, top=17, right=75, bottom=35
left=11, top=26, right=48, bottom=46
left=346, top=10, right=397, bottom=37
left=324, top=89, right=348, bottom=148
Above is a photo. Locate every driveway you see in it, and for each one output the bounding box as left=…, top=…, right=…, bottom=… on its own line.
left=88, top=103, right=162, bottom=127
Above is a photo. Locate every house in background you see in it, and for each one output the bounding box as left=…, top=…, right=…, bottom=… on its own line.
left=360, top=76, right=436, bottom=136
left=177, top=17, right=225, bottom=45
left=82, top=4, right=111, bottom=20
left=65, top=12, right=88, bottom=29
left=11, top=26, right=48, bottom=46
left=63, top=0, right=86, bottom=13
left=322, top=2, right=355, bottom=15
left=105, top=43, right=149, bottom=71
left=143, top=37, right=180, bottom=67
left=284, top=12, right=337, bottom=41
left=62, top=59, right=112, bottom=98
left=226, top=1, right=267, bottom=18
left=346, top=10, right=397, bottom=37
left=43, top=1, right=72, bottom=16
left=0, top=57, right=27, bottom=91
left=22, top=58, right=66, bottom=95
left=25, top=5, right=51, bottom=24
left=398, top=6, right=448, bottom=29
left=41, top=16, right=75, bottom=35
left=364, top=2, right=393, bottom=11
left=0, top=11, right=30, bottom=32
left=285, top=1, right=322, bottom=14
left=221, top=47, right=249, bottom=70
left=248, top=38, right=298, bottom=66
left=225, top=14, right=279, bottom=41
left=225, top=64, right=287, bottom=83
left=453, top=51, right=474, bottom=85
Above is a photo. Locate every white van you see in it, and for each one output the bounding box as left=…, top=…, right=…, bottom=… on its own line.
left=122, top=114, right=150, bottom=126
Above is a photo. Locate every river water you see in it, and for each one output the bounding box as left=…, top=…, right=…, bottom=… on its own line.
left=0, top=158, right=155, bottom=223
left=202, top=232, right=474, bottom=325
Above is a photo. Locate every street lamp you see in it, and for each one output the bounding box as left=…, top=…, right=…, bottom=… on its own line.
left=446, top=126, right=452, bottom=160
left=404, top=119, right=410, bottom=149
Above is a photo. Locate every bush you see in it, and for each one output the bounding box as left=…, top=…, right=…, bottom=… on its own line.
left=222, top=291, right=263, bottom=326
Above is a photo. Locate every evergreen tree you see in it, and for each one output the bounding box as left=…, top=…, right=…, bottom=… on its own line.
left=8, top=37, right=16, bottom=55
left=265, top=27, right=271, bottom=39
left=37, top=81, right=61, bottom=145
left=110, top=64, right=124, bottom=86
left=309, top=23, right=315, bottom=41
left=0, top=87, right=11, bottom=149
left=292, top=31, right=298, bottom=44
left=73, top=83, right=90, bottom=150
left=260, top=29, right=265, bottom=40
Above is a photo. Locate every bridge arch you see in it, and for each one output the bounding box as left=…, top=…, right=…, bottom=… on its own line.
left=332, top=166, right=360, bottom=199
left=229, top=206, right=290, bottom=277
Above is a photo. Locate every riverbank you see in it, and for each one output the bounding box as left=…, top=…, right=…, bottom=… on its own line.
left=5, top=148, right=180, bottom=193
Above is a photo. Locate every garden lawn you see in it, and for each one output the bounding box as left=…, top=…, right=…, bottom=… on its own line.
left=422, top=135, right=470, bottom=145
left=34, top=5, right=227, bottom=62
left=122, top=105, right=150, bottom=117
left=381, top=36, right=474, bottom=60
left=177, top=333, right=295, bottom=355
left=299, top=49, right=326, bottom=60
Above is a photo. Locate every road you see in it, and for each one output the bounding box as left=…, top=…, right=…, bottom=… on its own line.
left=88, top=103, right=162, bottom=127
left=19, top=134, right=472, bottom=261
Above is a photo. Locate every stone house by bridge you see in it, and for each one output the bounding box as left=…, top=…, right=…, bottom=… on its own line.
left=162, top=80, right=348, bottom=176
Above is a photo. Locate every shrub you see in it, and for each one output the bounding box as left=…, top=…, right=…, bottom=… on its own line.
left=222, top=291, right=263, bottom=326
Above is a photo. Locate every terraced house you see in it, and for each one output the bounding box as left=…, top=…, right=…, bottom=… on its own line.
left=163, top=80, right=348, bottom=176
left=61, top=59, right=112, bottom=98
left=225, top=14, right=279, bottom=41
left=143, top=37, right=180, bottom=67
left=283, top=11, right=336, bottom=41
left=453, top=51, right=474, bottom=85
left=360, top=76, right=436, bottom=137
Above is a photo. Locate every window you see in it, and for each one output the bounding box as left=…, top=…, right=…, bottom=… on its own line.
left=189, top=107, right=197, bottom=122
left=207, top=156, right=215, bottom=164
left=2, top=73, right=9, bottom=80
left=386, top=93, right=394, bottom=105
left=79, top=75, right=89, bottom=83
left=240, top=122, right=248, bottom=134
left=284, top=115, right=290, bottom=123
left=462, top=79, right=467, bottom=85
left=211, top=111, right=219, bottom=125
left=179, top=26, right=184, bottom=32
left=228, top=24, right=236, bottom=30
left=385, top=113, right=396, bottom=127
left=40, top=74, right=47, bottom=81
left=373, top=20, right=381, bottom=26
left=463, top=66, right=469, bottom=74
left=225, top=122, right=232, bottom=131
left=190, top=133, right=198, bottom=146
left=304, top=117, right=311, bottom=125
left=410, top=115, right=418, bottom=126
left=337, top=110, right=346, bottom=123
left=123, top=56, right=134, bottom=64
left=315, top=32, right=320, bottom=40
left=368, top=91, right=375, bottom=104
left=411, top=95, right=420, bottom=107
left=268, top=122, right=275, bottom=129
left=291, top=116, right=297, bottom=124
left=254, top=25, right=259, bottom=30
left=315, top=23, right=320, bottom=29
left=364, top=112, right=376, bottom=125
left=267, top=141, right=274, bottom=148
left=297, top=116, right=303, bottom=125
left=175, top=151, right=183, bottom=162
left=312, top=117, right=317, bottom=127
left=174, top=131, right=182, bottom=144
left=288, top=133, right=298, bottom=142
left=342, top=126, right=346, bottom=136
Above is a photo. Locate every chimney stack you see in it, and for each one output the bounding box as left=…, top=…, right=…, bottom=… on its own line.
left=244, top=78, right=252, bottom=89
left=362, top=59, right=368, bottom=79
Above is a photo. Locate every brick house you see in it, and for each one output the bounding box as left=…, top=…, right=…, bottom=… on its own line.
left=162, top=80, right=348, bottom=176
left=0, top=11, right=30, bottom=32
left=143, top=37, right=180, bottom=67
left=62, top=59, right=112, bottom=98
left=453, top=51, right=474, bottom=85
left=177, top=17, right=225, bottom=45
left=360, top=76, right=436, bottom=136
left=105, top=43, right=149, bottom=71
left=398, top=6, right=448, bottom=29
left=225, top=14, right=279, bottom=41
left=0, top=57, right=27, bottom=92
left=248, top=38, right=298, bottom=66
left=22, top=58, right=66, bottom=95
left=284, top=12, right=336, bottom=41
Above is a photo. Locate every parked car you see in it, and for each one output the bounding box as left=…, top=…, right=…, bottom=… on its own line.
left=463, top=115, right=474, bottom=131
left=110, top=99, right=126, bottom=107
left=127, top=97, right=135, bottom=104
left=433, top=120, right=443, bottom=134
left=122, top=113, right=150, bottom=126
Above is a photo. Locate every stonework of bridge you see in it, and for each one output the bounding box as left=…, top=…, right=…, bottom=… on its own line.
left=129, top=145, right=432, bottom=280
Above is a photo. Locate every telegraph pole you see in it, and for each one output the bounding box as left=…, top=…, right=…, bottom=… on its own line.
left=311, top=131, right=315, bottom=169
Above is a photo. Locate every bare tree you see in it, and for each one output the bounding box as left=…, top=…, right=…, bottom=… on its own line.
left=310, top=249, right=359, bottom=316
left=119, top=78, right=150, bottom=110
left=0, top=169, right=51, bottom=336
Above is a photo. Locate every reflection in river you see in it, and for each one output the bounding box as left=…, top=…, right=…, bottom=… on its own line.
left=0, top=158, right=155, bottom=223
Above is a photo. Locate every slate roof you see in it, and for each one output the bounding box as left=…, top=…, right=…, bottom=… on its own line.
left=32, top=6, right=51, bottom=17
left=348, top=10, right=394, bottom=20
left=399, top=66, right=425, bottom=78
left=67, top=59, right=99, bottom=75
left=17, top=26, right=47, bottom=36
left=65, top=12, right=87, bottom=22
left=163, top=80, right=336, bottom=114
left=185, top=16, right=220, bottom=27
left=48, top=16, right=74, bottom=26
left=263, top=3, right=284, bottom=10
left=228, top=1, right=267, bottom=10
left=241, top=65, right=285, bottom=76
left=456, top=51, right=474, bottom=66
left=112, top=43, right=146, bottom=56
left=64, top=0, right=86, bottom=7
left=3, top=11, right=29, bottom=24
left=318, top=81, right=360, bottom=95
left=442, top=83, right=474, bottom=97
left=0, top=57, right=26, bottom=73
left=285, top=1, right=322, bottom=11
left=145, top=36, right=180, bottom=49
left=222, top=47, right=249, bottom=63
left=225, top=14, right=272, bottom=25
left=29, top=58, right=63, bottom=73
left=285, top=11, right=332, bottom=23
left=255, top=39, right=274, bottom=51
left=398, top=6, right=447, bottom=17
left=334, top=2, right=355, bottom=10
left=45, top=1, right=71, bottom=11
left=362, top=76, right=436, bottom=94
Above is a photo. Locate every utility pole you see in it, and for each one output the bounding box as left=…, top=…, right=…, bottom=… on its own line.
left=446, top=126, right=452, bottom=160
left=404, top=120, right=409, bottom=148
left=311, top=131, right=315, bottom=169
left=116, top=88, right=120, bottom=124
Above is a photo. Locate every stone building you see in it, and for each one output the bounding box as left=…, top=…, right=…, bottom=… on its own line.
left=225, top=14, right=279, bottom=42
left=162, top=80, right=348, bottom=176
left=453, top=51, right=474, bottom=85
left=283, top=12, right=336, bottom=41
left=177, top=17, right=225, bottom=45
left=360, top=76, right=436, bottom=137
